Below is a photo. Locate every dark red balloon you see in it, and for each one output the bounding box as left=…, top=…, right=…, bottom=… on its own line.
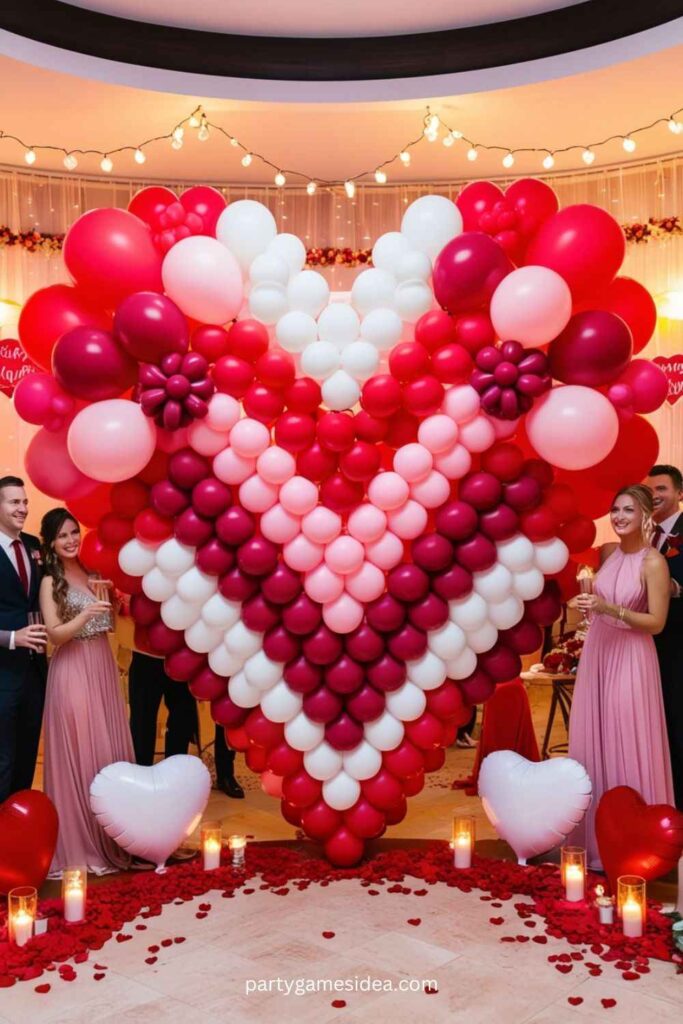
left=433, top=232, right=512, bottom=314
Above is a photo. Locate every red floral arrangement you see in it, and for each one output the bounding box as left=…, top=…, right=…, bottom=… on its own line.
left=305, top=246, right=373, bottom=268
left=622, top=216, right=682, bottom=244
left=543, top=632, right=583, bottom=674
left=664, top=534, right=682, bottom=559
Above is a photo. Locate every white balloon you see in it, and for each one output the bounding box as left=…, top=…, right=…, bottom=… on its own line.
left=401, top=195, right=463, bottom=260
left=473, top=563, right=513, bottom=603
left=304, top=742, right=343, bottom=781
left=363, top=711, right=404, bottom=751
left=478, top=751, right=592, bottom=864
left=490, top=266, right=572, bottom=348
left=185, top=619, right=225, bottom=654
left=216, top=200, right=277, bottom=272
left=155, top=538, right=196, bottom=577
left=260, top=681, right=303, bottom=723
left=360, top=307, right=403, bottom=350
left=340, top=340, right=379, bottom=380
left=176, top=566, right=217, bottom=605
left=371, top=231, right=412, bottom=274
left=201, top=593, right=241, bottom=629
left=488, top=595, right=525, bottom=631
left=449, top=592, right=489, bottom=632
left=301, top=340, right=340, bottom=380
left=266, top=233, right=307, bottom=274
left=275, top=310, right=318, bottom=353
left=395, top=250, right=432, bottom=283
left=285, top=712, right=325, bottom=752
left=466, top=621, right=499, bottom=653
left=243, top=650, right=283, bottom=690
left=162, top=236, right=243, bottom=325
left=342, top=741, right=382, bottom=781
left=248, top=282, right=289, bottom=325
left=317, top=303, right=360, bottom=348
left=90, top=755, right=210, bottom=871
left=351, top=269, right=397, bottom=315
left=427, top=620, right=467, bottom=661
left=249, top=252, right=290, bottom=286
left=287, top=271, right=330, bottom=318
left=119, top=539, right=157, bottom=577
left=208, top=644, right=243, bottom=678
left=497, top=534, right=535, bottom=573
left=160, top=595, right=201, bottom=631
left=394, top=280, right=434, bottom=323
left=228, top=671, right=262, bottom=708
left=512, top=567, right=546, bottom=601
left=322, top=771, right=361, bottom=811
left=385, top=681, right=427, bottom=720
left=224, top=621, right=262, bottom=658
left=446, top=646, right=478, bottom=680
left=533, top=538, right=570, bottom=575
left=142, top=566, right=177, bottom=603
left=406, top=651, right=447, bottom=691
left=321, top=370, right=360, bottom=411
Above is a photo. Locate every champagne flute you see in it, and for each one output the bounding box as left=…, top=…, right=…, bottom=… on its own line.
left=27, top=610, right=46, bottom=651
left=87, top=573, right=114, bottom=632
left=576, top=564, right=595, bottom=633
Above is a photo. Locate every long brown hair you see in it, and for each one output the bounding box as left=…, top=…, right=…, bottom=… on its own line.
left=612, top=484, right=655, bottom=543
left=40, top=508, right=80, bottom=620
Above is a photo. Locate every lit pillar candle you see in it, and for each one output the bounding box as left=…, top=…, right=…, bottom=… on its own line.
left=622, top=898, right=643, bottom=938
left=565, top=864, right=584, bottom=902
left=11, top=909, right=33, bottom=947
left=618, top=874, right=646, bottom=938
left=229, top=835, right=247, bottom=868
left=200, top=821, right=223, bottom=871
left=62, top=868, right=87, bottom=924
left=454, top=833, right=472, bottom=869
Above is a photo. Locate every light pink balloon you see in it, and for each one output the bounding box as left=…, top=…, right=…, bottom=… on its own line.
left=490, top=265, right=572, bottom=348
left=347, top=504, right=386, bottom=543
left=442, top=384, right=480, bottom=424
left=325, top=535, right=364, bottom=575
left=188, top=419, right=230, bottom=456
left=301, top=506, right=342, bottom=544
left=230, top=418, right=271, bottom=458
left=417, top=414, right=458, bottom=454
left=260, top=503, right=301, bottom=543
left=162, top=236, right=243, bottom=325
left=526, top=385, right=619, bottom=470
left=490, top=415, right=520, bottom=439
left=434, top=443, right=472, bottom=480
left=68, top=400, right=157, bottom=483
left=393, top=443, right=433, bottom=483
left=304, top=563, right=345, bottom=603
left=257, top=446, right=296, bottom=485
left=239, top=475, right=278, bottom=513
left=458, top=416, right=496, bottom=453
left=213, top=447, right=256, bottom=484
left=279, top=476, right=319, bottom=516
left=387, top=499, right=428, bottom=539
left=345, top=561, right=385, bottom=602
left=410, top=470, right=451, bottom=508
left=322, top=593, right=364, bottom=634
left=365, top=531, right=404, bottom=570
left=367, top=472, right=409, bottom=511
left=261, top=770, right=284, bottom=798
left=206, top=393, right=240, bottom=432
left=284, top=534, right=324, bottom=572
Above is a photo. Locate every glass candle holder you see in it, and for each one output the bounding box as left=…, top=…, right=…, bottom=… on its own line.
left=451, top=815, right=475, bottom=869
left=8, top=886, right=37, bottom=947
left=201, top=821, right=223, bottom=871
left=618, top=875, right=646, bottom=938
left=62, top=866, right=87, bottom=924
left=594, top=884, right=614, bottom=926
left=228, top=834, right=247, bottom=869
left=561, top=846, right=586, bottom=902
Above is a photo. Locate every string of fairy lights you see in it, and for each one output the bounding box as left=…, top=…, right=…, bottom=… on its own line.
left=1, top=104, right=682, bottom=192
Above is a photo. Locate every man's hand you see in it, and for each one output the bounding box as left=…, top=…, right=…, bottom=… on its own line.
left=15, top=624, right=48, bottom=651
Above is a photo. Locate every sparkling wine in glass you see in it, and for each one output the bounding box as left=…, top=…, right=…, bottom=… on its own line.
left=576, top=565, right=595, bottom=633
left=87, top=574, right=114, bottom=632
left=27, top=610, right=46, bottom=650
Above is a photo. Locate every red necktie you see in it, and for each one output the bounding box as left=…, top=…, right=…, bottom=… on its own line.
left=651, top=525, right=664, bottom=549
left=11, top=539, right=29, bottom=595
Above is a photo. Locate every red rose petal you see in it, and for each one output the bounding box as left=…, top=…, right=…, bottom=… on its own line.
left=145, top=957, right=158, bottom=965
left=94, top=973, right=106, bottom=981
left=331, top=999, right=346, bottom=1008
left=601, top=998, right=617, bottom=1009
left=198, top=903, right=211, bottom=911
left=135, top=924, right=147, bottom=931
left=147, top=945, right=159, bottom=953
left=407, top=919, right=421, bottom=926
left=94, top=963, right=108, bottom=970
left=568, top=997, right=584, bottom=1006
left=489, top=917, right=504, bottom=926
left=622, top=972, right=640, bottom=981
left=174, top=937, right=186, bottom=944
left=532, top=936, right=548, bottom=944
left=116, top=933, right=132, bottom=943
left=425, top=984, right=438, bottom=994
left=555, top=964, right=573, bottom=974
left=196, top=912, right=208, bottom=919
left=322, top=931, right=335, bottom=939
left=35, top=983, right=51, bottom=994
left=161, top=939, right=173, bottom=947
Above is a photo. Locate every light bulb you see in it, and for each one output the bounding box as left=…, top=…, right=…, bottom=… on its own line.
left=189, top=111, right=201, bottom=128
left=134, top=148, right=146, bottom=164
left=198, top=120, right=210, bottom=142
left=230, top=137, right=239, bottom=148
left=172, top=127, right=184, bottom=143
left=466, top=147, right=478, bottom=162
left=171, top=137, right=183, bottom=150
left=24, top=148, right=36, bottom=166
left=374, top=169, right=387, bottom=184
left=542, top=153, right=555, bottom=170
left=63, top=153, right=78, bottom=171
left=502, top=152, right=514, bottom=169
left=100, top=155, right=113, bottom=173
left=450, top=129, right=463, bottom=140
left=582, top=148, right=596, bottom=165
left=622, top=136, right=636, bottom=153
left=274, top=171, right=286, bottom=187
left=241, top=153, right=253, bottom=167
left=668, top=118, right=683, bottom=135
left=399, top=150, right=411, bottom=166
left=306, top=181, right=317, bottom=195
left=423, top=114, right=439, bottom=140
left=442, top=135, right=454, bottom=148
left=344, top=180, right=356, bottom=199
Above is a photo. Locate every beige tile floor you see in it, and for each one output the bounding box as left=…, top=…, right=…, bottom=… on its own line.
left=10, top=680, right=679, bottom=1024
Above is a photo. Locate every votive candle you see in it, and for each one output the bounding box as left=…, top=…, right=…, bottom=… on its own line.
left=201, top=821, right=223, bottom=871
left=62, top=867, right=87, bottom=924
left=228, top=834, right=246, bottom=868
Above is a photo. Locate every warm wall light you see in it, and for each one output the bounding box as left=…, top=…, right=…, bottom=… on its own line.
left=657, top=291, right=683, bottom=320
left=0, top=299, right=21, bottom=328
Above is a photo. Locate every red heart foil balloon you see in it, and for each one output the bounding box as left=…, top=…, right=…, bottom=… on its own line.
left=0, top=790, right=59, bottom=894
left=595, top=786, right=683, bottom=893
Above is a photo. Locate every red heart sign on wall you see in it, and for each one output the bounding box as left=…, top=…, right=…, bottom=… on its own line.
left=0, top=338, right=36, bottom=397
left=653, top=354, right=683, bottom=405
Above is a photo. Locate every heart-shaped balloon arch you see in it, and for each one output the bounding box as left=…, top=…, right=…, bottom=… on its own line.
left=12, top=180, right=667, bottom=865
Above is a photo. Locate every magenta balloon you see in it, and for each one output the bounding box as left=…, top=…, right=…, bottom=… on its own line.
left=216, top=506, right=255, bottom=546
left=263, top=625, right=301, bottom=663
left=325, top=713, right=364, bottom=751
left=366, top=594, right=406, bottom=633
left=114, top=292, right=189, bottom=362
left=166, top=647, right=206, bottom=681
left=478, top=643, right=522, bottom=683
left=218, top=567, right=259, bottom=602
left=25, top=427, right=95, bottom=500
left=616, top=358, right=668, bottom=413
left=388, top=624, right=427, bottom=661
left=211, top=694, right=249, bottom=728
left=174, top=507, right=214, bottom=547
left=458, top=668, right=495, bottom=704
left=303, top=686, right=344, bottom=724
left=525, top=581, right=562, bottom=626
left=366, top=654, right=405, bottom=692
left=179, top=186, right=227, bottom=236
left=284, top=656, right=322, bottom=694
left=282, top=594, right=323, bottom=636
left=478, top=503, right=519, bottom=541
left=63, top=208, right=162, bottom=307
left=346, top=684, right=386, bottom=722
left=196, top=538, right=234, bottom=576
left=411, top=533, right=454, bottom=572
left=548, top=311, right=633, bottom=386
left=52, top=326, right=137, bottom=401
left=453, top=533, right=497, bottom=572
left=13, top=373, right=67, bottom=427
left=325, top=655, right=364, bottom=694
left=387, top=564, right=429, bottom=603
left=261, top=564, right=302, bottom=605
left=302, top=625, right=344, bottom=666
left=192, top=478, right=231, bottom=517
left=435, top=501, right=478, bottom=540
left=433, top=565, right=473, bottom=600
left=499, top=618, right=543, bottom=654
left=409, top=594, right=449, bottom=631
left=345, top=623, right=385, bottom=663
left=503, top=476, right=542, bottom=511
left=150, top=479, right=190, bottom=517
left=237, top=536, right=278, bottom=576
left=433, top=232, right=513, bottom=314
left=129, top=593, right=159, bottom=627
left=147, top=620, right=184, bottom=655
left=189, top=667, right=227, bottom=701
left=344, top=798, right=386, bottom=839
left=242, top=595, right=279, bottom=632
left=167, top=448, right=209, bottom=490
left=459, top=472, right=503, bottom=511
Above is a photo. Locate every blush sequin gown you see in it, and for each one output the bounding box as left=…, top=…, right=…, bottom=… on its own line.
left=568, top=546, right=674, bottom=868
left=44, top=587, right=134, bottom=876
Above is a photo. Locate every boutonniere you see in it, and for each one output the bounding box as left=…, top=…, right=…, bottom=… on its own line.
left=665, top=534, right=682, bottom=559
left=30, top=548, right=43, bottom=566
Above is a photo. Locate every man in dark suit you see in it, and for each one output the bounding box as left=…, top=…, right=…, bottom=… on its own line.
left=0, top=476, right=48, bottom=802
left=129, top=649, right=200, bottom=766
left=646, top=464, right=683, bottom=808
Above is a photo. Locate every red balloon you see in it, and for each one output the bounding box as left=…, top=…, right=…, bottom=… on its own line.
left=110, top=479, right=150, bottom=519
left=456, top=181, right=505, bottom=231
left=267, top=743, right=304, bottom=776
left=130, top=592, right=159, bottom=626
left=478, top=643, right=521, bottom=684
left=281, top=800, right=303, bottom=828
left=284, top=377, right=321, bottom=414
left=612, top=359, right=668, bottom=414
left=25, top=427, right=95, bottom=501
left=389, top=342, right=431, bottom=382
left=225, top=320, right=270, bottom=363
left=423, top=748, right=447, bottom=772
left=255, top=350, right=296, bottom=391
left=596, top=786, right=683, bottom=893
left=274, top=412, right=317, bottom=452
left=147, top=620, right=184, bottom=655
left=548, top=312, right=632, bottom=387
left=504, top=178, right=559, bottom=238
left=165, top=647, right=206, bottom=682
left=19, top=284, right=110, bottom=371
left=63, top=208, right=162, bottom=307
left=189, top=667, right=227, bottom=702
left=212, top=694, right=250, bottom=728
left=191, top=325, right=230, bottom=362
left=405, top=712, right=444, bottom=750
left=361, top=374, right=402, bottom=418
left=179, top=186, right=226, bottom=236
left=431, top=343, right=473, bottom=384
left=458, top=668, right=495, bottom=703
left=525, top=581, right=562, bottom=626
left=499, top=618, right=543, bottom=655
left=318, top=411, right=356, bottom=452
left=582, top=276, right=657, bottom=355
left=80, top=530, right=119, bottom=578
left=128, top=186, right=177, bottom=226
left=403, top=772, right=425, bottom=797
left=384, top=797, right=408, bottom=825
left=53, top=326, right=137, bottom=400
left=245, top=746, right=269, bottom=772
left=414, top=309, right=458, bottom=352
left=362, top=769, right=404, bottom=810
left=425, top=680, right=469, bottom=724
left=433, top=233, right=512, bottom=314
left=558, top=515, right=596, bottom=553
left=344, top=799, right=386, bottom=839
left=226, top=726, right=250, bottom=752
left=453, top=312, right=496, bottom=354
left=67, top=483, right=113, bottom=528
left=586, top=415, right=659, bottom=493
left=98, top=512, right=134, bottom=547
left=301, top=801, right=344, bottom=841
left=525, top=204, right=625, bottom=301
left=282, top=770, right=322, bottom=808
left=324, top=827, right=365, bottom=866
left=402, top=375, right=444, bottom=417
left=134, top=508, right=173, bottom=543
left=555, top=470, right=614, bottom=521
left=0, top=790, right=59, bottom=894
left=383, top=740, right=424, bottom=778
left=520, top=505, right=558, bottom=542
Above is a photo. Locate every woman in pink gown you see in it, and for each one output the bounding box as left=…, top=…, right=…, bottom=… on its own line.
left=569, top=485, right=674, bottom=869
left=40, top=508, right=134, bottom=877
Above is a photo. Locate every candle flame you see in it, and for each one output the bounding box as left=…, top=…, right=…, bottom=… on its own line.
left=595, top=884, right=604, bottom=898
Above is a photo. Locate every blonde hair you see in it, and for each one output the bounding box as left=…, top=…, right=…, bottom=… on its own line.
left=612, top=484, right=655, bottom=543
